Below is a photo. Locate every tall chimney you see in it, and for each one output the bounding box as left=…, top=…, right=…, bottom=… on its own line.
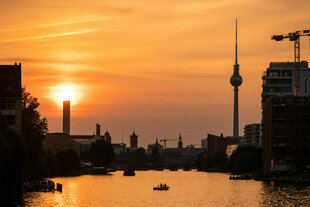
left=96, top=123, right=100, bottom=136
left=63, top=101, right=70, bottom=135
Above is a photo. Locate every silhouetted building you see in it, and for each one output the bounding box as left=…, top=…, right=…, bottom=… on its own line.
left=112, top=143, right=126, bottom=154
left=261, top=61, right=310, bottom=147
left=178, top=133, right=183, bottom=149
left=262, top=61, right=310, bottom=109
left=103, top=130, right=112, bottom=144
left=0, top=63, right=22, bottom=134
left=44, top=124, right=113, bottom=156
left=63, top=101, right=70, bottom=135
left=242, top=123, right=261, bottom=146
left=130, top=129, right=138, bottom=149
left=207, top=133, right=227, bottom=157
left=43, top=133, right=81, bottom=156
left=207, top=133, right=239, bottom=157
left=147, top=138, right=163, bottom=154
left=96, top=123, right=100, bottom=136
left=201, top=138, right=207, bottom=150
left=263, top=96, right=310, bottom=174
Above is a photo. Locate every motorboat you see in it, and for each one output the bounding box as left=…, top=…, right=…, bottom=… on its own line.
left=153, top=184, right=169, bottom=191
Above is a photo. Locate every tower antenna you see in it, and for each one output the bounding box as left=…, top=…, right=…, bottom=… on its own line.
left=235, top=19, right=238, bottom=65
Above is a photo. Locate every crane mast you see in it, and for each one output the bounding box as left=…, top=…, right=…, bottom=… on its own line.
left=160, top=139, right=178, bottom=149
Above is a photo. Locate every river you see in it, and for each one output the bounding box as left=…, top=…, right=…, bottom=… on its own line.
left=23, top=170, right=310, bottom=207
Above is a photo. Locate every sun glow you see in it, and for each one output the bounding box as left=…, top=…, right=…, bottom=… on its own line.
left=55, top=86, right=75, bottom=104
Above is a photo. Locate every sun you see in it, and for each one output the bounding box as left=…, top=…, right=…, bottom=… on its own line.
left=56, top=86, right=75, bottom=103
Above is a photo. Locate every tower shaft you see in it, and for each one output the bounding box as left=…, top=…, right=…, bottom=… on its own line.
left=233, top=87, right=239, bottom=137
left=63, top=101, right=70, bottom=135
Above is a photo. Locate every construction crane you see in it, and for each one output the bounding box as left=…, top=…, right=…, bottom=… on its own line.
left=271, top=29, right=310, bottom=96
left=160, top=139, right=178, bottom=149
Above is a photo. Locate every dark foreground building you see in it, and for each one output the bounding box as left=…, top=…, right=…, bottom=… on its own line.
left=0, top=63, right=22, bottom=134
left=263, top=96, right=310, bottom=174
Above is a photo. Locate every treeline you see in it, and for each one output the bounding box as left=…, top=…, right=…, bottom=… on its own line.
left=80, top=142, right=164, bottom=170
left=113, top=146, right=163, bottom=169
left=195, top=146, right=263, bottom=175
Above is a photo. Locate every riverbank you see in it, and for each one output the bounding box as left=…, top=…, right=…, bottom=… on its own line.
left=254, top=174, right=310, bottom=185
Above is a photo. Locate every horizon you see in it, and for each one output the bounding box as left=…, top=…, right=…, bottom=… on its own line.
left=1, top=0, right=310, bottom=147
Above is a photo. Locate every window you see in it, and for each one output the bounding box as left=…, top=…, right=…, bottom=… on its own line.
left=0, top=98, right=16, bottom=109
left=269, top=72, right=278, bottom=77
left=3, top=115, right=15, bottom=125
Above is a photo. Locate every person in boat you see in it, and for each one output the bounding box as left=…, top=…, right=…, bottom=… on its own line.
left=160, top=183, right=162, bottom=187
left=163, top=184, right=166, bottom=188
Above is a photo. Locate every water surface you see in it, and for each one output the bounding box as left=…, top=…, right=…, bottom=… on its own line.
left=23, top=171, right=310, bottom=207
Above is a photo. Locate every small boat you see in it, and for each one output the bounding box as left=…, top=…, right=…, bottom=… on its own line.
left=153, top=184, right=169, bottom=191
left=229, top=174, right=251, bottom=180
left=123, top=169, right=135, bottom=176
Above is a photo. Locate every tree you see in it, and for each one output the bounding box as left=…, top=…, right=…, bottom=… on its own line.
left=195, top=151, right=227, bottom=172
left=228, top=146, right=263, bottom=174
left=132, top=147, right=147, bottom=166
left=21, top=88, right=48, bottom=180
left=89, top=139, right=115, bottom=167
left=55, top=149, right=80, bottom=175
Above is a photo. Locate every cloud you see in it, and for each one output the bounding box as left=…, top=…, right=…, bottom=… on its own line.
left=0, top=58, right=38, bottom=62
left=0, top=15, right=117, bottom=32
left=0, top=29, right=99, bottom=44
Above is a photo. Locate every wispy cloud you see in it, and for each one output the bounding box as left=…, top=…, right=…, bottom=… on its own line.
left=0, top=29, right=99, bottom=44
left=0, top=15, right=116, bottom=32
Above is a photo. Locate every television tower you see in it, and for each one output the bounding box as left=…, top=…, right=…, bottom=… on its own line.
left=230, top=19, right=243, bottom=137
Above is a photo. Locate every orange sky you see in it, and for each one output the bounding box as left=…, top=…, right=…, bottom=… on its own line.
left=1, top=0, right=310, bottom=147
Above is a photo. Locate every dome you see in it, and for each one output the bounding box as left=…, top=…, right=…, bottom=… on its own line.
left=230, top=74, right=243, bottom=87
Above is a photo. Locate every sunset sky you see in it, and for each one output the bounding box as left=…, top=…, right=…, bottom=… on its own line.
left=1, top=0, right=310, bottom=147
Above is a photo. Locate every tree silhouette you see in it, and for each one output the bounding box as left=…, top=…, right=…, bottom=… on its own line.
left=89, top=139, right=115, bottom=167
left=22, top=88, right=48, bottom=180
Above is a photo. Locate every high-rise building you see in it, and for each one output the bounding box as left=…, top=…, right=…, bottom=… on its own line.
left=242, top=123, right=262, bottom=146
left=130, top=129, right=138, bottom=149
left=63, top=100, right=70, bottom=135
left=262, top=61, right=310, bottom=109
left=0, top=63, right=22, bottom=134
left=230, top=20, right=243, bottom=138
left=261, top=61, right=310, bottom=147
left=263, top=96, right=310, bottom=173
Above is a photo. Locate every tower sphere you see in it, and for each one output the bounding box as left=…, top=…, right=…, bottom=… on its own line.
left=230, top=74, right=243, bottom=87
